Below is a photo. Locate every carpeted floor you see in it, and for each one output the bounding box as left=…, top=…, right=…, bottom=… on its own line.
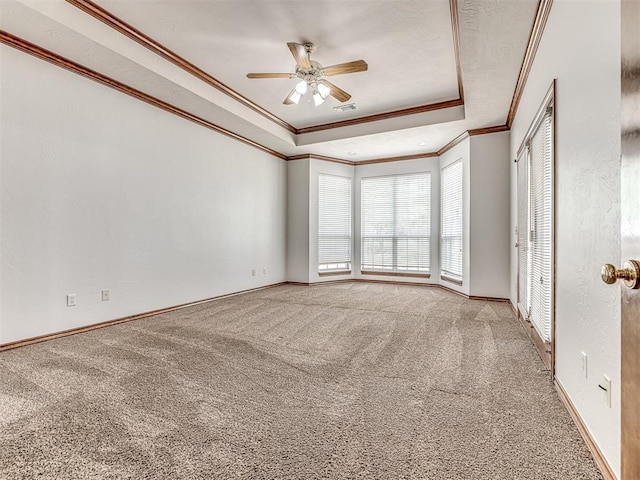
left=0, top=282, right=602, bottom=479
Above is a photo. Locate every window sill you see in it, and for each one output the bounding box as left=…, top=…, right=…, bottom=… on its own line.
left=319, top=270, right=352, bottom=277
left=440, top=275, right=463, bottom=286
left=361, top=270, right=430, bottom=279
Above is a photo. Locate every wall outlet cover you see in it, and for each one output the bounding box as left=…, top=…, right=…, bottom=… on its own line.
left=66, top=294, right=77, bottom=307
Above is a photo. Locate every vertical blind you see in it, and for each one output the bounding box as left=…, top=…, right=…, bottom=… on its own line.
left=318, top=174, right=352, bottom=272
left=361, top=172, right=431, bottom=273
left=517, top=105, right=553, bottom=343
left=440, top=160, right=463, bottom=281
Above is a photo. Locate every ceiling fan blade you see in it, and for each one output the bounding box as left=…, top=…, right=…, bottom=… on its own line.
left=287, top=42, right=311, bottom=69
left=321, top=60, right=368, bottom=76
left=283, top=86, right=297, bottom=105
left=247, top=73, right=294, bottom=79
left=319, top=79, right=351, bottom=103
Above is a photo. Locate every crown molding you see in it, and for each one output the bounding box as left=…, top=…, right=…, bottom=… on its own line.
left=356, top=152, right=439, bottom=166
left=506, top=0, right=554, bottom=127
left=468, top=125, right=510, bottom=136
left=65, top=0, right=465, bottom=135
left=65, top=0, right=297, bottom=134
left=287, top=151, right=440, bottom=166
left=449, top=0, right=465, bottom=102
left=436, top=124, right=510, bottom=156
left=286, top=154, right=313, bottom=162
left=296, top=99, right=464, bottom=134
left=0, top=30, right=287, bottom=160
left=287, top=154, right=355, bottom=166
left=2, top=29, right=509, bottom=167
left=288, top=125, right=508, bottom=166
left=437, top=131, right=468, bottom=156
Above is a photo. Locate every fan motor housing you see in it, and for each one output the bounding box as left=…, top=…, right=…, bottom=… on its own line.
left=296, top=61, right=323, bottom=84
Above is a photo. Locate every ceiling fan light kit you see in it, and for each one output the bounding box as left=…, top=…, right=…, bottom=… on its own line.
left=247, top=42, right=367, bottom=107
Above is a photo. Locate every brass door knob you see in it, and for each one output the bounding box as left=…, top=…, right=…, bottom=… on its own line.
left=601, top=260, right=640, bottom=289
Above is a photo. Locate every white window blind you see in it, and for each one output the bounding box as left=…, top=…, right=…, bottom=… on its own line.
left=517, top=146, right=530, bottom=319
left=318, top=174, right=352, bottom=272
left=361, top=172, right=431, bottom=273
left=528, top=108, right=553, bottom=342
left=517, top=104, right=553, bottom=343
left=441, top=160, right=463, bottom=282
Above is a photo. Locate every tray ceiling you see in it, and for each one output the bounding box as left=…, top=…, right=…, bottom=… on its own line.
left=0, top=0, right=539, bottom=161
left=95, top=0, right=461, bottom=129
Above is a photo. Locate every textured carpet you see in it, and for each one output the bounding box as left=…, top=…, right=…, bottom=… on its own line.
left=0, top=282, right=602, bottom=479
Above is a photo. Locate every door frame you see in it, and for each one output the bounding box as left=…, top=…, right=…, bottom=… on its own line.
left=515, top=80, right=556, bottom=373
left=620, top=0, right=639, bottom=476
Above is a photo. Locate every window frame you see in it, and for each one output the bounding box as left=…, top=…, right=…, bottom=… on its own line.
left=440, top=159, right=464, bottom=285
left=359, top=171, right=432, bottom=277
left=318, top=173, right=352, bottom=275
left=515, top=81, right=555, bottom=371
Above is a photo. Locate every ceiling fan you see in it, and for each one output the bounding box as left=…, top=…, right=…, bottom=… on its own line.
left=246, top=42, right=368, bottom=106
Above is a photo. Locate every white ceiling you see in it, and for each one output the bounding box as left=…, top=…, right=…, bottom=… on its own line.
left=97, top=0, right=460, bottom=128
left=1, top=0, right=539, bottom=161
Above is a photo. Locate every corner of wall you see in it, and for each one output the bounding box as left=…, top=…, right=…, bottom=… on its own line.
left=439, top=138, right=471, bottom=296
left=286, top=159, right=311, bottom=283
left=469, top=131, right=511, bottom=298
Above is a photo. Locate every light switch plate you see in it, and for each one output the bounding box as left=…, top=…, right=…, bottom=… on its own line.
left=66, top=294, right=77, bottom=307
left=601, top=375, right=611, bottom=407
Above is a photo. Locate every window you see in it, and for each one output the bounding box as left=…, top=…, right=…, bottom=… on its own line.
left=441, top=160, right=463, bottom=283
left=361, top=172, right=431, bottom=274
left=517, top=101, right=553, bottom=343
left=318, top=174, right=352, bottom=273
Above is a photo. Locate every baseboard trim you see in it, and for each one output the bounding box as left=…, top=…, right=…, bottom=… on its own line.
left=436, top=283, right=468, bottom=298
left=354, top=278, right=437, bottom=288
left=0, top=280, right=514, bottom=352
left=513, top=305, right=551, bottom=370
left=294, top=278, right=510, bottom=303
left=287, top=279, right=354, bottom=286
left=360, top=270, right=431, bottom=279
left=468, top=294, right=510, bottom=303
left=0, top=282, right=286, bottom=352
left=436, top=283, right=510, bottom=303
left=509, top=300, right=518, bottom=318
left=554, top=379, right=618, bottom=480
left=318, top=270, right=352, bottom=277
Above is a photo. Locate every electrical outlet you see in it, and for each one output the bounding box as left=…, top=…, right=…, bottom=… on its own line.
left=263, top=267, right=268, bottom=275
left=580, top=351, right=588, bottom=379
left=101, top=289, right=110, bottom=301
left=66, top=294, right=77, bottom=307
left=252, top=269, right=256, bottom=277
left=599, top=375, right=612, bottom=408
